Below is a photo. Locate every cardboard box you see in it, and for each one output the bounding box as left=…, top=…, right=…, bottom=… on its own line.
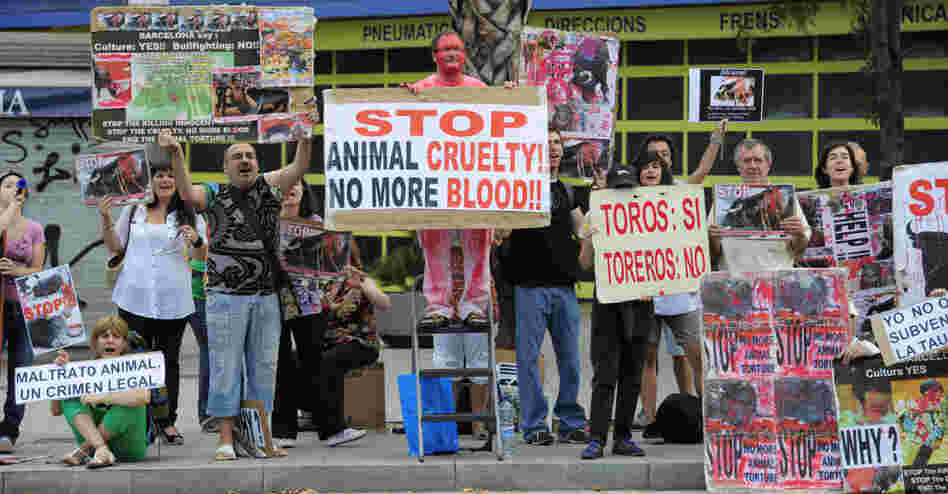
left=496, top=348, right=544, bottom=384
left=344, top=367, right=385, bottom=429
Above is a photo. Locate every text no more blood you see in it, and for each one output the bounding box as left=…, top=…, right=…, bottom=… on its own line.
left=597, top=194, right=707, bottom=289
left=327, top=108, right=546, bottom=210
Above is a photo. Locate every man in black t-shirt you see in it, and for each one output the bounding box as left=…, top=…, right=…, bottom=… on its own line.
left=496, top=127, right=589, bottom=446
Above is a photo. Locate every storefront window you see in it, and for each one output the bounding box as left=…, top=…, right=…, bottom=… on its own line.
left=627, top=132, right=683, bottom=175
left=688, top=38, right=748, bottom=65
left=818, top=131, right=880, bottom=178
left=904, top=71, right=948, bottom=117
left=687, top=132, right=745, bottom=176
left=336, top=49, right=384, bottom=74
left=624, top=40, right=683, bottom=65
left=819, top=72, right=871, bottom=118
left=188, top=143, right=282, bottom=173
left=818, top=35, right=864, bottom=61
left=625, top=77, right=683, bottom=120
left=315, top=51, right=332, bottom=74
left=903, top=30, right=948, bottom=58
left=905, top=130, right=948, bottom=165
left=615, top=78, right=623, bottom=122
left=354, top=235, right=382, bottom=267
left=765, top=74, right=812, bottom=119
left=753, top=36, right=813, bottom=62
left=749, top=131, right=812, bottom=176
left=389, top=47, right=436, bottom=73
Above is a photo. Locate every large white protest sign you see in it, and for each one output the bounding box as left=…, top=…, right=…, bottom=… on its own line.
left=590, top=185, right=709, bottom=303
left=894, top=162, right=948, bottom=307
left=871, top=295, right=948, bottom=365
left=15, top=351, right=165, bottom=404
left=323, top=86, right=549, bottom=231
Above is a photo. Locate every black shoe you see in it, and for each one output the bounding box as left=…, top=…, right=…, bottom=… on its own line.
left=642, top=422, right=663, bottom=443
left=559, top=428, right=590, bottom=444
left=418, top=312, right=450, bottom=331
left=581, top=440, right=604, bottom=459
left=524, top=430, right=554, bottom=446
left=613, top=434, right=646, bottom=457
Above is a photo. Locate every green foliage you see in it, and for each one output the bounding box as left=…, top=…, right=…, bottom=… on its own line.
left=369, top=244, right=424, bottom=288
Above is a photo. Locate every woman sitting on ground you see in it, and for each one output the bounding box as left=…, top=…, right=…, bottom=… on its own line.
left=51, top=316, right=149, bottom=468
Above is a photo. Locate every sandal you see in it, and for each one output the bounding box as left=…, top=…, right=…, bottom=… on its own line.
left=269, top=446, right=289, bottom=458
left=161, top=427, right=184, bottom=445
left=63, top=446, right=91, bottom=467
left=215, top=443, right=237, bottom=461
left=87, top=446, right=116, bottom=469
left=418, top=312, right=450, bottom=331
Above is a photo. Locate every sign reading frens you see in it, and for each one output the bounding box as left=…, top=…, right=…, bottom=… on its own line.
left=14, top=351, right=165, bottom=404
left=589, top=185, right=709, bottom=302
left=323, top=86, right=550, bottom=231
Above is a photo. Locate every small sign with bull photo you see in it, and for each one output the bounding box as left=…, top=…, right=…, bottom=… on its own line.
left=76, top=143, right=156, bottom=207
left=713, top=184, right=795, bottom=239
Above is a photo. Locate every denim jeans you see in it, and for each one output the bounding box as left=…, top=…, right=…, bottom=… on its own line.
left=205, top=292, right=280, bottom=417
left=2, top=303, right=34, bottom=436
left=514, top=285, right=586, bottom=434
left=189, top=298, right=209, bottom=423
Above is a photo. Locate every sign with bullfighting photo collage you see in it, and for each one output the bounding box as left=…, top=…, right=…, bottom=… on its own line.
left=90, top=5, right=316, bottom=144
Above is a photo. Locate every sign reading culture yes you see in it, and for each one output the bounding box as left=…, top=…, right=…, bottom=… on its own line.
left=323, top=86, right=550, bottom=231
left=589, top=185, right=709, bottom=303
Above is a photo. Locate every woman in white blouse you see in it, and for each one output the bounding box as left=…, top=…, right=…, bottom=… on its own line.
left=98, top=165, right=207, bottom=446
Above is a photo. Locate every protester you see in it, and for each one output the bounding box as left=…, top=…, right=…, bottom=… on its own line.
left=848, top=141, right=870, bottom=177
left=100, top=164, right=206, bottom=447
left=815, top=141, right=862, bottom=189
left=577, top=156, right=667, bottom=459
left=708, top=138, right=811, bottom=271
left=188, top=217, right=213, bottom=433
left=164, top=108, right=316, bottom=460
left=318, top=265, right=390, bottom=446
left=403, top=31, right=492, bottom=333
left=638, top=119, right=727, bottom=185
left=272, top=178, right=328, bottom=449
left=496, top=126, right=589, bottom=446
left=0, top=171, right=44, bottom=452
left=51, top=316, right=149, bottom=468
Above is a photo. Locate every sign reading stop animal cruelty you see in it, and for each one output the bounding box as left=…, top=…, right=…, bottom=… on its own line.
left=894, top=162, right=948, bottom=308
left=590, top=185, right=709, bottom=303
left=323, top=86, right=550, bottom=231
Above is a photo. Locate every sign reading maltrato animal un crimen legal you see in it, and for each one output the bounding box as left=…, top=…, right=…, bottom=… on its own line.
left=323, top=86, right=550, bottom=231
left=872, top=294, right=948, bottom=365
left=14, top=352, right=165, bottom=404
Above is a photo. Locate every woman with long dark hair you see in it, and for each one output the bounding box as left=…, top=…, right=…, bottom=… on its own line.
left=815, top=141, right=862, bottom=189
left=98, top=165, right=207, bottom=446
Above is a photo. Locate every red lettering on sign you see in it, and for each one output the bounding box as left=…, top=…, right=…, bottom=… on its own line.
left=440, top=110, right=484, bottom=138
left=427, top=142, right=442, bottom=170
left=491, top=111, right=527, bottom=138
left=355, top=110, right=392, bottom=137
left=396, top=109, right=437, bottom=137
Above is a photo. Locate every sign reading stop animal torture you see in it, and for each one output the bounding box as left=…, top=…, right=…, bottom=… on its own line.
left=871, top=294, right=948, bottom=365
left=893, top=162, right=948, bottom=308
left=323, top=86, right=550, bottom=231
left=590, top=185, right=709, bottom=303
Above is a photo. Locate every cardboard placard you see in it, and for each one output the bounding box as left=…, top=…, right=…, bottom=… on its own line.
left=893, top=162, right=948, bottom=308
left=15, top=351, right=165, bottom=404
left=323, top=86, right=550, bottom=231
left=15, top=265, right=85, bottom=355
left=589, top=185, right=709, bottom=302
left=688, top=67, right=765, bottom=122
left=871, top=295, right=948, bottom=366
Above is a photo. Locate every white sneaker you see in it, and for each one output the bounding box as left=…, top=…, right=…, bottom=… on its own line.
left=326, top=428, right=367, bottom=447
left=276, top=437, right=297, bottom=449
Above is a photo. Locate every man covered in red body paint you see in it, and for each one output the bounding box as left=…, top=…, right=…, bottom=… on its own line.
left=403, top=31, right=493, bottom=332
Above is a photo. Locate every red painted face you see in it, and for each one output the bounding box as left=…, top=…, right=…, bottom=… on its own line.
left=433, top=33, right=466, bottom=76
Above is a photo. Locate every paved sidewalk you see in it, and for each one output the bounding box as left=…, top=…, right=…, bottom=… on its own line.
left=0, top=325, right=705, bottom=494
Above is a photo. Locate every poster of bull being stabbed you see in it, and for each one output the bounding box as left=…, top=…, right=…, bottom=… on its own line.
left=15, top=265, right=85, bottom=355
left=75, top=143, right=155, bottom=206
left=278, top=218, right=351, bottom=316
left=702, top=269, right=851, bottom=492
left=714, top=184, right=796, bottom=239
left=519, top=27, right=619, bottom=182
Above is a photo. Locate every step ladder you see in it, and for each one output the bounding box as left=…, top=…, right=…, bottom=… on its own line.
left=409, top=279, right=503, bottom=462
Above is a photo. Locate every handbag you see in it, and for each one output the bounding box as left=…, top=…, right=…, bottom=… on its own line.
left=104, top=205, right=137, bottom=291
left=229, top=185, right=301, bottom=321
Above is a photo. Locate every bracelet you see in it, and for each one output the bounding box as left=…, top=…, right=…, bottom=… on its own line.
left=710, top=135, right=723, bottom=145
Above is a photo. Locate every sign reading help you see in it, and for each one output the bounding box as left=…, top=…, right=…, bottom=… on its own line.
left=323, top=86, right=550, bottom=231
left=590, top=184, right=709, bottom=303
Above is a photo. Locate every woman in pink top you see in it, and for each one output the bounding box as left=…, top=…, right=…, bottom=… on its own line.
left=0, top=171, right=46, bottom=453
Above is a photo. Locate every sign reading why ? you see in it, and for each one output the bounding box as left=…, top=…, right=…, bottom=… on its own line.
left=590, top=184, right=709, bottom=303
left=14, top=352, right=165, bottom=404
left=872, top=295, right=948, bottom=365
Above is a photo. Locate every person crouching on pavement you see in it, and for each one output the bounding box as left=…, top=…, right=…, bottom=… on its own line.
left=52, top=316, right=150, bottom=468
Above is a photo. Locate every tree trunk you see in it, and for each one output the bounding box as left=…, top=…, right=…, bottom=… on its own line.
left=448, top=0, right=532, bottom=86
left=872, top=0, right=904, bottom=180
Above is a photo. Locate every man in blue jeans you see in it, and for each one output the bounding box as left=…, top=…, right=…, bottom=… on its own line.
left=496, top=127, right=588, bottom=445
left=164, top=110, right=316, bottom=460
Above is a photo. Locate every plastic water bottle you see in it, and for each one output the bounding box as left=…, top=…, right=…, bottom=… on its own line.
left=499, top=396, right=517, bottom=458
